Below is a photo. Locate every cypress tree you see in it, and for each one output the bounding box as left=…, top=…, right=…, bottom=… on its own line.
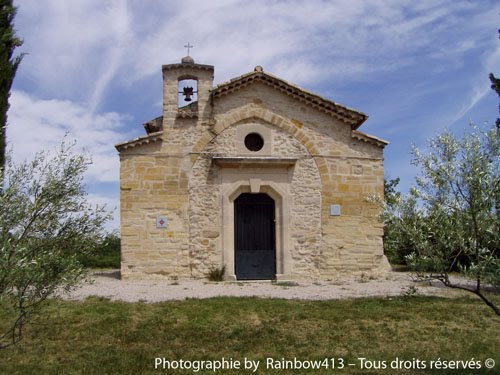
left=0, top=0, right=23, bottom=187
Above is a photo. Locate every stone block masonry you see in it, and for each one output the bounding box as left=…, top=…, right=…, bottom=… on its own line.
left=116, top=57, right=389, bottom=280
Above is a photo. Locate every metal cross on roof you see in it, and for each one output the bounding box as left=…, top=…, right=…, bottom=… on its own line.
left=184, top=42, right=193, bottom=56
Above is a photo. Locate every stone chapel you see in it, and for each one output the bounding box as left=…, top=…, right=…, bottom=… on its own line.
left=115, top=55, right=390, bottom=281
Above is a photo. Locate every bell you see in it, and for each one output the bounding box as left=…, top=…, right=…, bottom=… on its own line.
left=182, top=86, right=193, bottom=102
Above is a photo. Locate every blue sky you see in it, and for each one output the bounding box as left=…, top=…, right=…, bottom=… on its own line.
left=7, top=0, right=500, bottom=231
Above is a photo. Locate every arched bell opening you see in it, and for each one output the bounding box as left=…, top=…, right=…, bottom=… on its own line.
left=178, top=78, right=198, bottom=109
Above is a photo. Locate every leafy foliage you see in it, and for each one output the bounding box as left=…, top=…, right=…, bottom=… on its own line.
left=382, top=177, right=421, bottom=264
left=373, top=178, right=423, bottom=265
left=491, top=72, right=500, bottom=129
left=76, top=234, right=120, bottom=268
left=384, top=124, right=499, bottom=315
left=489, top=28, right=500, bottom=129
left=205, top=265, right=226, bottom=282
left=0, top=141, right=111, bottom=348
left=408, top=125, right=499, bottom=271
left=0, top=0, right=23, bottom=182
left=384, top=177, right=401, bottom=208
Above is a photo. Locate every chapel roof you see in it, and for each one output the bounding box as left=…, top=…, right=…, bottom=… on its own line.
left=116, top=61, right=388, bottom=151
left=211, top=66, right=368, bottom=130
left=115, top=131, right=163, bottom=151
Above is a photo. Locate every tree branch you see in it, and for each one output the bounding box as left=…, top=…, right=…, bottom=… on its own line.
left=439, top=275, right=500, bottom=316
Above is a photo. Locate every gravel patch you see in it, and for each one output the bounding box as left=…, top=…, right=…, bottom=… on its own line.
left=62, top=270, right=465, bottom=303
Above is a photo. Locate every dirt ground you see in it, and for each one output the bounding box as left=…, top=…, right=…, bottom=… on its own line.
left=62, top=270, right=471, bottom=303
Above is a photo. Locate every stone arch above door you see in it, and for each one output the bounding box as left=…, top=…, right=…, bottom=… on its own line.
left=188, top=110, right=323, bottom=280
left=190, top=106, right=327, bottom=181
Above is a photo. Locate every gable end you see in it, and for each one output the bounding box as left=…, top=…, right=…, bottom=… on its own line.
left=211, top=68, right=368, bottom=129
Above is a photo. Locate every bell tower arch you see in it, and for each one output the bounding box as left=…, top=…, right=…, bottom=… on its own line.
left=162, top=55, right=214, bottom=125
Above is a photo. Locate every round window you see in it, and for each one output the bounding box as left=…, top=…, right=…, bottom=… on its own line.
left=244, top=133, right=264, bottom=152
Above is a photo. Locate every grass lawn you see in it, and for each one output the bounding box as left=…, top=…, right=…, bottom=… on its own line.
left=0, top=296, right=499, bottom=374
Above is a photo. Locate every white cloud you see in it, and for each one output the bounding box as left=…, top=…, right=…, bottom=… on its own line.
left=88, top=193, right=120, bottom=232
left=448, top=41, right=500, bottom=126
left=86, top=1, right=132, bottom=113
left=9, top=0, right=500, bottom=232
left=14, top=0, right=500, bottom=104
left=7, top=90, right=131, bottom=183
left=123, top=0, right=489, bottom=81
left=15, top=0, right=133, bottom=106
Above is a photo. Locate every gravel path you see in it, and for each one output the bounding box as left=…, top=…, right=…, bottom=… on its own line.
left=63, top=270, right=464, bottom=303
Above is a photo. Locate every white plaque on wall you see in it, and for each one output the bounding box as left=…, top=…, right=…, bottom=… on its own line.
left=330, top=204, right=341, bottom=216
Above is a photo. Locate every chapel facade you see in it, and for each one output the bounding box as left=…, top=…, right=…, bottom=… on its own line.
left=115, top=56, right=390, bottom=281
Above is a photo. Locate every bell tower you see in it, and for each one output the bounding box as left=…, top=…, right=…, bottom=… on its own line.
left=162, top=55, right=214, bottom=126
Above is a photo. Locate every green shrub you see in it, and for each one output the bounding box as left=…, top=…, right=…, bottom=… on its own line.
left=206, top=265, right=225, bottom=282
left=77, top=234, right=120, bottom=268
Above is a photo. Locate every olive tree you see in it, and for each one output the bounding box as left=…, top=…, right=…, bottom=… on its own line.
left=0, top=140, right=111, bottom=348
left=401, top=124, right=500, bottom=315
left=382, top=177, right=424, bottom=264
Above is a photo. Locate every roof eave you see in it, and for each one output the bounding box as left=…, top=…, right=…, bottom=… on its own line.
left=352, top=130, right=389, bottom=148
left=115, top=131, right=163, bottom=152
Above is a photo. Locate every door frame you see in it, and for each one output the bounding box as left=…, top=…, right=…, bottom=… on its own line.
left=221, top=178, right=291, bottom=281
left=234, top=193, right=276, bottom=280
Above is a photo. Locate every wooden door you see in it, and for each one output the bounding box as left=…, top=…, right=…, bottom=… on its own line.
left=234, top=193, right=276, bottom=280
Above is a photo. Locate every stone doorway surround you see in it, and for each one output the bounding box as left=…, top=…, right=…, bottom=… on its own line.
left=234, top=193, right=276, bottom=280
left=214, top=157, right=296, bottom=281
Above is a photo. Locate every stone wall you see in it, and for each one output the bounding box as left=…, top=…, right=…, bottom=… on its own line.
left=189, top=119, right=322, bottom=278
left=119, top=144, right=191, bottom=279
left=119, top=74, right=388, bottom=280
left=209, top=82, right=388, bottom=278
